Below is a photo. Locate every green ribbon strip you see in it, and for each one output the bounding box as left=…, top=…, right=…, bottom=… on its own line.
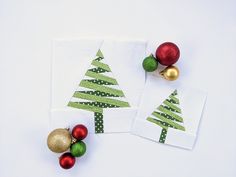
left=68, top=102, right=103, bottom=113
left=91, top=60, right=111, bottom=72
left=152, top=112, right=185, bottom=131
left=163, top=100, right=181, bottom=113
left=158, top=105, right=183, bottom=122
left=169, top=95, right=179, bottom=104
left=79, top=80, right=124, bottom=97
left=147, top=117, right=168, bottom=130
left=73, top=92, right=130, bottom=108
left=85, top=71, right=118, bottom=85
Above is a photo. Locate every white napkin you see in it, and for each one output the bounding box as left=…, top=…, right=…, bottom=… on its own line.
left=50, top=38, right=147, bottom=133
left=131, top=75, right=207, bottom=149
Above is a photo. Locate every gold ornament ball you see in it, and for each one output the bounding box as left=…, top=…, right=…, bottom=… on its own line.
left=160, top=66, right=179, bottom=81
left=47, top=128, right=72, bottom=153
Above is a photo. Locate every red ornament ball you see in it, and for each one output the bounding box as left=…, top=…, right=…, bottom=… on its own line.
left=59, top=152, right=76, bottom=169
left=72, top=124, right=88, bottom=140
left=155, top=42, right=180, bottom=66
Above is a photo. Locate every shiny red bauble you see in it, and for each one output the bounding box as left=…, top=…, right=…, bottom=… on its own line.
left=59, top=152, right=76, bottom=169
left=156, top=42, right=180, bottom=66
left=72, top=124, right=88, bottom=140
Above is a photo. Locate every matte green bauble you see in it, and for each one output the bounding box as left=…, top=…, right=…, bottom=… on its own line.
left=70, top=141, right=86, bottom=157
left=142, top=54, right=158, bottom=72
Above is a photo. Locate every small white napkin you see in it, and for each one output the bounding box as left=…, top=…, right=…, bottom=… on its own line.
left=131, top=75, right=207, bottom=149
left=50, top=38, right=147, bottom=133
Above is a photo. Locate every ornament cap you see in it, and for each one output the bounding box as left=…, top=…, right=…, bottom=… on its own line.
left=71, top=136, right=77, bottom=144
left=149, top=53, right=154, bottom=57
left=159, top=70, right=165, bottom=76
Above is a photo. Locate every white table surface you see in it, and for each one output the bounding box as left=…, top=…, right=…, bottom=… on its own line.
left=0, top=0, right=236, bottom=177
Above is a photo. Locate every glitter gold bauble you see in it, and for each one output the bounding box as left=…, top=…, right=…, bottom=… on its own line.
left=47, top=128, right=72, bottom=153
left=160, top=66, right=179, bottom=81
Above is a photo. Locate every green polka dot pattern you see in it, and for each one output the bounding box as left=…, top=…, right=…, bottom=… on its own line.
left=146, top=90, right=185, bottom=143
left=68, top=49, right=130, bottom=133
left=159, top=129, right=167, bottom=143
left=88, top=67, right=107, bottom=73
left=78, top=90, right=119, bottom=97
left=95, top=112, right=104, bottom=133
left=85, top=79, right=114, bottom=85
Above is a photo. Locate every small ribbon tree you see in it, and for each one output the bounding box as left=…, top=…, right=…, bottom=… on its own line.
left=68, top=50, right=130, bottom=133
left=147, top=90, right=185, bottom=143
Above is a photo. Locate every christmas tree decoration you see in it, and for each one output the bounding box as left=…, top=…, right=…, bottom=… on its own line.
left=142, top=54, right=158, bottom=72
left=68, top=49, right=130, bottom=133
left=47, top=124, right=89, bottom=169
left=159, top=66, right=179, bottom=81
left=72, top=124, right=88, bottom=140
left=47, top=128, right=72, bottom=153
left=147, top=90, right=185, bottom=143
left=70, top=141, right=86, bottom=157
left=59, top=152, right=76, bottom=169
left=156, top=42, right=180, bottom=66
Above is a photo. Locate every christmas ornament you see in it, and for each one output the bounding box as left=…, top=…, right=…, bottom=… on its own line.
left=47, top=128, right=72, bottom=153
left=142, top=54, right=158, bottom=72
left=156, top=42, right=180, bottom=66
left=160, top=66, right=179, bottom=81
left=72, top=124, right=88, bottom=140
left=47, top=124, right=88, bottom=169
left=70, top=141, right=86, bottom=157
left=59, top=152, right=76, bottom=169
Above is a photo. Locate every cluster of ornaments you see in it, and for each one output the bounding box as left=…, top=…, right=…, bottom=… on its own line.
left=47, top=124, right=88, bottom=169
left=142, top=42, right=180, bottom=81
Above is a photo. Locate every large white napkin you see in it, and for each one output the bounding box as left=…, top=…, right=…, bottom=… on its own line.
left=50, top=38, right=147, bottom=133
left=131, top=75, right=207, bottom=149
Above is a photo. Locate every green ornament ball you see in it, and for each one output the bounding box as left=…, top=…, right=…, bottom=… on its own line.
left=70, top=141, right=86, bottom=157
left=142, top=54, right=158, bottom=72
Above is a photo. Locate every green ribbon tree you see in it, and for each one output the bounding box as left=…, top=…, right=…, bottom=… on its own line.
left=68, top=50, right=130, bottom=133
left=147, top=90, right=185, bottom=143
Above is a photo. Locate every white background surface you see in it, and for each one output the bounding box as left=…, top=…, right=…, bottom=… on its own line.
left=0, top=0, right=236, bottom=177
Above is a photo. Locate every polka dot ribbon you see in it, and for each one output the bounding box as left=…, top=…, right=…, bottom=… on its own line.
left=146, top=90, right=185, bottom=143
left=68, top=50, right=130, bottom=133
